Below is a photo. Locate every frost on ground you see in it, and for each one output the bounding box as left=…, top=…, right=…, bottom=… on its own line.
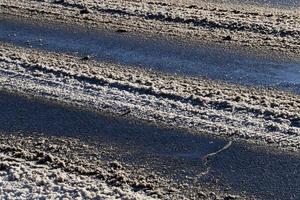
left=0, top=43, right=299, bottom=151
left=0, top=133, right=243, bottom=200
left=0, top=135, right=159, bottom=200
left=0, top=0, right=299, bottom=199
left=0, top=153, right=154, bottom=199
left=0, top=0, right=299, bottom=56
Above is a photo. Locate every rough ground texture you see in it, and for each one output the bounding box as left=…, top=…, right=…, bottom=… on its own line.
left=0, top=43, right=300, bottom=151
left=0, top=133, right=242, bottom=199
left=0, top=0, right=299, bottom=199
left=0, top=134, right=159, bottom=199
left=0, top=0, right=299, bottom=57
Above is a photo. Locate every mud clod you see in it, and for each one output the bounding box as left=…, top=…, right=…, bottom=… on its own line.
left=80, top=55, right=91, bottom=61
left=223, top=36, right=232, bottom=41
left=224, top=195, right=238, bottom=200
left=53, top=0, right=64, bottom=4
left=80, top=8, right=91, bottom=14
left=109, top=161, right=122, bottom=170
left=37, top=154, right=54, bottom=164
left=116, top=29, right=128, bottom=33
left=0, top=163, right=10, bottom=171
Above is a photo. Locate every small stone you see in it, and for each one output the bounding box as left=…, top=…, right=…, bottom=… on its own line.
left=218, top=101, right=233, bottom=110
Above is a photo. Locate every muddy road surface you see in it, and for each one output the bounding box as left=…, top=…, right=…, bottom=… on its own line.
left=0, top=0, right=299, bottom=199
left=1, top=0, right=299, bottom=56
left=0, top=15, right=299, bottom=93
left=1, top=92, right=300, bottom=199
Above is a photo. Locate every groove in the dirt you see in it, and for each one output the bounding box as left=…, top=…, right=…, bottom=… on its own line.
left=2, top=56, right=299, bottom=130
left=30, top=0, right=300, bottom=37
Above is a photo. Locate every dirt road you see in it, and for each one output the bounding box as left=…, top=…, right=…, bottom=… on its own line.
left=1, top=42, right=300, bottom=150
left=0, top=0, right=299, bottom=56
left=1, top=92, right=300, bottom=199
left=0, top=0, right=299, bottom=199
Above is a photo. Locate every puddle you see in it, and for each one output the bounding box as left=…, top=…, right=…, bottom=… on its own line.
left=0, top=15, right=300, bottom=93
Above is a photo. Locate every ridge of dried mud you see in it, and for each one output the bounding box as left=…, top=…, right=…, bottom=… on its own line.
left=0, top=0, right=299, bottom=57
left=1, top=42, right=300, bottom=151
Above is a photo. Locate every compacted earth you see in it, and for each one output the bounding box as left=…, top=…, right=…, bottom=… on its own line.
left=0, top=0, right=299, bottom=199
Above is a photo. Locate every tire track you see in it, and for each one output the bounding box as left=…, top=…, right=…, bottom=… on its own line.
left=1, top=0, right=299, bottom=55
left=1, top=43, right=300, bottom=150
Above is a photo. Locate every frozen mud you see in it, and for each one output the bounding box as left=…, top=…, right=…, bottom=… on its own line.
left=0, top=43, right=300, bottom=150
left=0, top=130, right=242, bottom=200
left=201, top=0, right=299, bottom=7
left=0, top=0, right=299, bottom=56
left=0, top=0, right=299, bottom=199
left=0, top=153, right=155, bottom=199
left=0, top=92, right=299, bottom=199
left=0, top=136, right=158, bottom=200
left=0, top=15, right=299, bottom=94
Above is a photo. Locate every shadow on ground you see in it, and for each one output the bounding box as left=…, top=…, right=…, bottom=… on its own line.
left=0, top=91, right=299, bottom=199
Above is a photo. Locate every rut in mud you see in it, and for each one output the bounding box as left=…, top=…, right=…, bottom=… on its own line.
left=0, top=0, right=299, bottom=56
left=1, top=43, right=300, bottom=150
left=0, top=14, right=299, bottom=93
left=0, top=92, right=299, bottom=200
left=0, top=0, right=300, bottom=199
